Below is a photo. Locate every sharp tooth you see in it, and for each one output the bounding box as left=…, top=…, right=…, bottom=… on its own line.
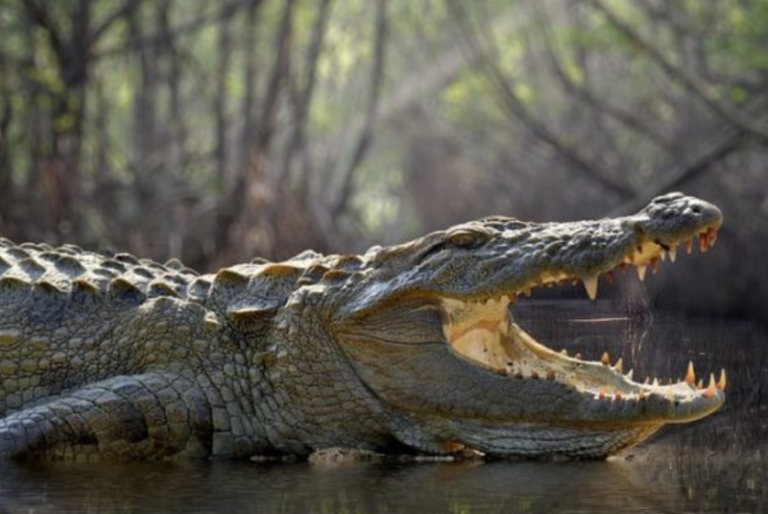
left=697, top=379, right=703, bottom=389
left=574, top=353, right=582, bottom=360
left=669, top=245, right=677, bottom=263
left=717, top=369, right=727, bottom=391
left=704, top=374, right=716, bottom=398
left=560, top=349, right=568, bottom=356
left=686, top=239, right=693, bottom=254
left=614, top=358, right=623, bottom=373
left=644, top=377, right=650, bottom=385
left=660, top=251, right=666, bottom=262
left=650, top=257, right=660, bottom=275
left=583, top=275, right=599, bottom=301
left=699, top=233, right=708, bottom=253
left=601, top=352, right=611, bottom=366
left=652, top=378, right=660, bottom=388
left=685, top=361, right=695, bottom=385
left=637, top=265, right=647, bottom=281
left=708, top=228, right=718, bottom=247
left=626, top=369, right=634, bottom=381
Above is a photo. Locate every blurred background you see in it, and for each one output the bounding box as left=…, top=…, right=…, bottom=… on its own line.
left=0, top=0, right=765, bottom=320
left=1, top=3, right=768, bottom=510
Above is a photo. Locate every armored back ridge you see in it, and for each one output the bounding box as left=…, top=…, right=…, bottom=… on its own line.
left=0, top=193, right=726, bottom=460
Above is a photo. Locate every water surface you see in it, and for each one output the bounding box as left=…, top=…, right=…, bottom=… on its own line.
left=1, top=453, right=766, bottom=514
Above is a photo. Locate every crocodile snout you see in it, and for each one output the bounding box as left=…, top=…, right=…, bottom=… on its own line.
left=636, top=192, right=722, bottom=242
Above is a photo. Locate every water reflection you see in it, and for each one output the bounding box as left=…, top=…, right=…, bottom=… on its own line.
left=0, top=453, right=766, bottom=514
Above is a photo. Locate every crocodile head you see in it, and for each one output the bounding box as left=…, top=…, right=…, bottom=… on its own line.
left=330, top=192, right=724, bottom=458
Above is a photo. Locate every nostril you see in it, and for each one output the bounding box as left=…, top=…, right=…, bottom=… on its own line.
left=691, top=205, right=702, bottom=214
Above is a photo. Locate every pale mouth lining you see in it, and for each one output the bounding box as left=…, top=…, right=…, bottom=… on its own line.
left=440, top=228, right=726, bottom=404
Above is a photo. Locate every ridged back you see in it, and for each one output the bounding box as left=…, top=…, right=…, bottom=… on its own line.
left=0, top=238, right=200, bottom=306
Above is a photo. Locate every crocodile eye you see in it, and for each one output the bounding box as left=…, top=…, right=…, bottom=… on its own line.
left=448, top=230, right=487, bottom=248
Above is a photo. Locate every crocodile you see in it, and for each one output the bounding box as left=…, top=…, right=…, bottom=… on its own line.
left=0, top=192, right=725, bottom=461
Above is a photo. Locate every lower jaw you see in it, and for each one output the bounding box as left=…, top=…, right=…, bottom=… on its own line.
left=450, top=314, right=646, bottom=398
left=447, top=419, right=663, bottom=459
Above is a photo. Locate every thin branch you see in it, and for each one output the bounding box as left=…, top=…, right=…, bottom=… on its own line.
left=234, top=0, right=265, bottom=177
left=611, top=96, right=768, bottom=215
left=90, top=0, right=142, bottom=46
left=22, top=0, right=66, bottom=61
left=214, top=1, right=235, bottom=191
left=0, top=85, right=14, bottom=204
left=447, top=0, right=635, bottom=198
left=217, top=0, right=266, bottom=249
left=93, top=0, right=253, bottom=61
left=635, top=0, right=765, bottom=93
left=586, top=0, right=768, bottom=142
left=489, top=65, right=634, bottom=197
left=280, top=0, right=332, bottom=194
left=329, top=0, right=388, bottom=220
left=253, top=0, right=293, bottom=152
left=635, top=0, right=699, bottom=40
left=538, top=14, right=669, bottom=149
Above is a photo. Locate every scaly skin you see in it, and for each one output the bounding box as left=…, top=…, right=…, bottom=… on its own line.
left=0, top=192, right=725, bottom=460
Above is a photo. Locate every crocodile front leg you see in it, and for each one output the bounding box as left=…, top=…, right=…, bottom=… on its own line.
left=0, top=373, right=212, bottom=460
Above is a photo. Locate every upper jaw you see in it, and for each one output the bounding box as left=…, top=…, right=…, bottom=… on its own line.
left=424, top=205, right=722, bottom=307
left=431, top=207, right=721, bottom=307
left=345, top=195, right=722, bottom=318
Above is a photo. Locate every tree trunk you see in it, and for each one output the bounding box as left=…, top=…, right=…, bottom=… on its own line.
left=0, top=73, right=13, bottom=233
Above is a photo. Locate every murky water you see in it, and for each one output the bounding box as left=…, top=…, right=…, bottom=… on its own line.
left=1, top=454, right=766, bottom=514
left=1, top=302, right=766, bottom=514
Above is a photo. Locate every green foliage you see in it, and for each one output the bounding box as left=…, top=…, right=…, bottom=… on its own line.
left=0, top=0, right=766, bottom=278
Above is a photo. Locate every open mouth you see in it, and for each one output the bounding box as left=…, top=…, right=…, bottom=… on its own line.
left=440, top=226, right=726, bottom=414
